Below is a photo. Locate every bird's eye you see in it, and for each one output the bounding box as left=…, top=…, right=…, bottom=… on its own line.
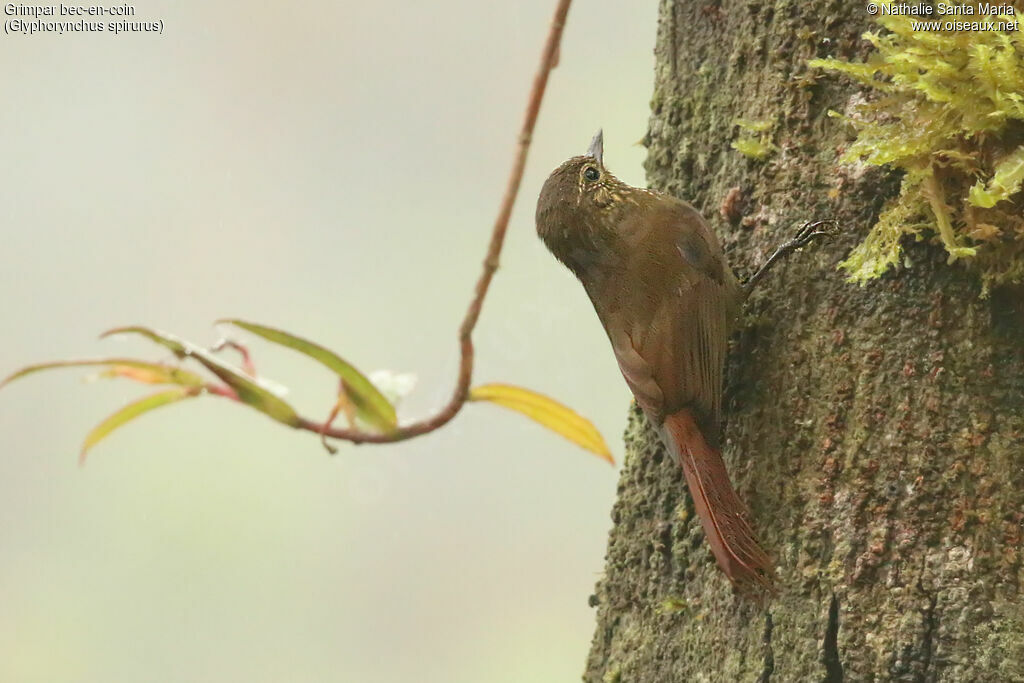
left=583, top=166, right=600, bottom=182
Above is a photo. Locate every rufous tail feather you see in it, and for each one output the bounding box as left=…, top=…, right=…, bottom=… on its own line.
left=662, top=409, right=775, bottom=594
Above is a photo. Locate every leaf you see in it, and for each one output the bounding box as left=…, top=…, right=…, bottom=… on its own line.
left=469, top=383, right=613, bottom=464
left=0, top=358, right=204, bottom=390
left=218, top=319, right=397, bottom=433
left=103, top=326, right=190, bottom=356
left=101, top=326, right=300, bottom=427
left=80, top=386, right=200, bottom=463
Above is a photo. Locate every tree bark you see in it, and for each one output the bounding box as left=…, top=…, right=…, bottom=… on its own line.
left=583, top=1, right=1024, bottom=681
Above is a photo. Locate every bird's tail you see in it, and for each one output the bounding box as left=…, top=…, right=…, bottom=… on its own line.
left=662, top=409, right=775, bottom=595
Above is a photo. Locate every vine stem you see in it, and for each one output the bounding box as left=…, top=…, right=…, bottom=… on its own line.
left=283, top=0, right=574, bottom=445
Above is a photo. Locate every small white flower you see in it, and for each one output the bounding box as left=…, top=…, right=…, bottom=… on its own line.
left=368, top=369, right=418, bottom=406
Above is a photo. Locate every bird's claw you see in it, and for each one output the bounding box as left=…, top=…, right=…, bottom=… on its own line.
left=791, top=218, right=839, bottom=248
left=742, top=218, right=839, bottom=299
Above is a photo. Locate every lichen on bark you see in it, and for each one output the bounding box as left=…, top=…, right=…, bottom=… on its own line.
left=583, top=1, right=1024, bottom=681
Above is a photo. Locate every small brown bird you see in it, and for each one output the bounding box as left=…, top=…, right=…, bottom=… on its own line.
left=536, top=131, right=778, bottom=593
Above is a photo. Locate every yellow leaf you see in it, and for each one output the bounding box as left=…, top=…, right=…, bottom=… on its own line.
left=98, top=364, right=202, bottom=385
left=80, top=386, right=200, bottom=464
left=1, top=358, right=204, bottom=390
left=101, top=326, right=300, bottom=427
left=469, top=383, right=613, bottom=464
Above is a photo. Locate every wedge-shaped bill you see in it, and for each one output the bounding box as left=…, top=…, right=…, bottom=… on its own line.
left=469, top=383, right=613, bottom=464
left=1, top=358, right=204, bottom=390
left=218, top=319, right=397, bottom=433
left=101, top=326, right=300, bottom=427
left=80, top=386, right=200, bottom=463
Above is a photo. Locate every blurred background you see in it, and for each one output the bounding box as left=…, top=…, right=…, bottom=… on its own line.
left=0, top=1, right=657, bottom=680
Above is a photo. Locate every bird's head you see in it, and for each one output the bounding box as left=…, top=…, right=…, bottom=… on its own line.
left=536, top=130, right=635, bottom=272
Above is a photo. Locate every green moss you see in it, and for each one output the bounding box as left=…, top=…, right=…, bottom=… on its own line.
left=602, top=667, right=622, bottom=683
left=810, top=1, right=1024, bottom=294
left=655, top=597, right=690, bottom=614
left=732, top=136, right=778, bottom=159
left=731, top=118, right=779, bottom=160
left=734, top=118, right=774, bottom=133
left=969, top=598, right=1024, bottom=679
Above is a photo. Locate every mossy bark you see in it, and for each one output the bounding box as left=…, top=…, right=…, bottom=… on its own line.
left=583, top=1, right=1024, bottom=680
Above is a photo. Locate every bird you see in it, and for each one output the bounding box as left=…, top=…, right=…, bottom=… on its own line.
left=535, top=130, right=775, bottom=594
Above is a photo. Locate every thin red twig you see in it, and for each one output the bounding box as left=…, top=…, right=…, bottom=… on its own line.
left=211, top=338, right=257, bottom=376
left=284, top=0, right=574, bottom=445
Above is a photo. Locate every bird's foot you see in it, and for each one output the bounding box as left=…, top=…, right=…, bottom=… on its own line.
left=742, top=218, right=839, bottom=298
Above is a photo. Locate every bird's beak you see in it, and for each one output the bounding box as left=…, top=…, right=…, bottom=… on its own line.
left=586, top=129, right=603, bottom=165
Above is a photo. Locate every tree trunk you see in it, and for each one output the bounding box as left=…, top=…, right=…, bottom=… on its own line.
left=583, top=1, right=1024, bottom=681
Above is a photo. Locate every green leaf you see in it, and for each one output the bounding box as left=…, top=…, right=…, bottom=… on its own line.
left=80, top=387, right=199, bottom=463
left=103, top=325, right=190, bottom=356
left=1, top=358, right=204, bottom=390
left=218, top=319, right=397, bottom=433
left=101, top=326, right=300, bottom=427
left=469, top=383, right=613, bottom=464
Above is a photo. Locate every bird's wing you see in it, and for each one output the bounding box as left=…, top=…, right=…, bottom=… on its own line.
left=607, top=200, right=736, bottom=441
